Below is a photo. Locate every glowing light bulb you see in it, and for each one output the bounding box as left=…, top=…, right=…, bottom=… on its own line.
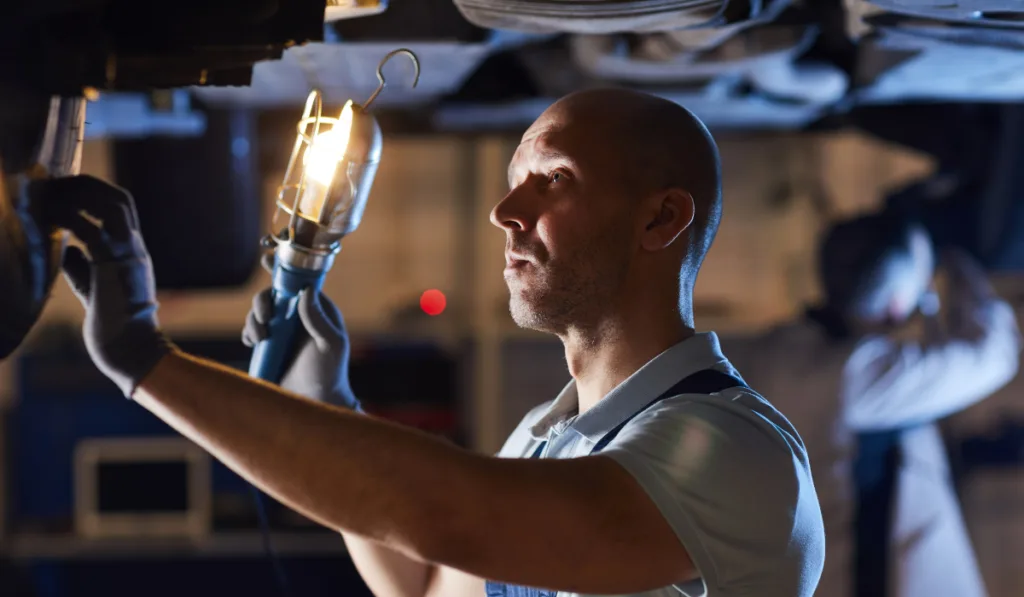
left=298, top=101, right=355, bottom=221
left=304, top=101, right=354, bottom=187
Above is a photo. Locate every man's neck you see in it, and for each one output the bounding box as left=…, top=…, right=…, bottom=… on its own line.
left=562, top=309, right=693, bottom=414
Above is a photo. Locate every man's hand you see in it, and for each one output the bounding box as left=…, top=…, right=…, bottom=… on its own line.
left=38, top=175, right=171, bottom=397
left=242, top=265, right=361, bottom=411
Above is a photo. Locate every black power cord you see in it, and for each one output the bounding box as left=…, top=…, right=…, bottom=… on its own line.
left=250, top=484, right=294, bottom=597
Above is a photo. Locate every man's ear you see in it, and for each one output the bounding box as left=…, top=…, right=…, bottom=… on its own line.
left=640, top=188, right=695, bottom=251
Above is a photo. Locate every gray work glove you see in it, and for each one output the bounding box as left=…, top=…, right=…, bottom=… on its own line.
left=37, top=175, right=172, bottom=397
left=241, top=263, right=361, bottom=412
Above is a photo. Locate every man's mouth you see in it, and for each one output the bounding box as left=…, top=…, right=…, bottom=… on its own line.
left=505, top=253, right=532, bottom=267
left=504, top=255, right=533, bottom=276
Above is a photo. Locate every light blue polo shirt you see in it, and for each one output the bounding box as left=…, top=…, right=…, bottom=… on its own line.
left=498, top=332, right=826, bottom=597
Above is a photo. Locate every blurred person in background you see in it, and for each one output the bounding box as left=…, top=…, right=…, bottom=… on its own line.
left=721, top=212, right=1021, bottom=597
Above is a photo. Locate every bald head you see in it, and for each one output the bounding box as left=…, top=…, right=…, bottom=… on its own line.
left=539, top=88, right=723, bottom=271
left=495, top=88, right=723, bottom=334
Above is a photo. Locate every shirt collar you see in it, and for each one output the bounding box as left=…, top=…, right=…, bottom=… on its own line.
left=529, top=332, right=733, bottom=443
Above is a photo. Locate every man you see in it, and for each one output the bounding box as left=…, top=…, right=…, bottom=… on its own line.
left=721, top=213, right=1021, bottom=597
left=41, top=88, right=824, bottom=597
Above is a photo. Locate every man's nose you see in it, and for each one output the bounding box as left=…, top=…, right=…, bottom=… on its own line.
left=490, top=186, right=533, bottom=232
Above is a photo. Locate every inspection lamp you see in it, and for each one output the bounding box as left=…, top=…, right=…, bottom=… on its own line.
left=248, top=48, right=420, bottom=382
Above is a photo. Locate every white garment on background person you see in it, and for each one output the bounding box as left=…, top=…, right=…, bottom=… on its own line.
left=722, top=261, right=1020, bottom=597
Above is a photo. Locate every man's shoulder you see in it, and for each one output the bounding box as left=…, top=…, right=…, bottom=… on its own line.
left=593, top=359, right=814, bottom=486
left=626, top=384, right=808, bottom=459
left=601, top=380, right=825, bottom=596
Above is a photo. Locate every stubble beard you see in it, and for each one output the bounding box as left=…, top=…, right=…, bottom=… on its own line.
left=506, top=219, right=633, bottom=336
left=506, top=259, right=607, bottom=336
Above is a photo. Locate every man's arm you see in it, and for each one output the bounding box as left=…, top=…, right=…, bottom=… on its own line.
left=341, top=534, right=486, bottom=597
left=135, top=350, right=694, bottom=594
left=843, top=251, right=1021, bottom=431
left=240, top=286, right=482, bottom=597
left=44, top=174, right=702, bottom=594
left=339, top=535, right=434, bottom=597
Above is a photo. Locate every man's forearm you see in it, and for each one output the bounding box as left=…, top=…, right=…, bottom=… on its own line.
left=130, top=348, right=666, bottom=594
left=342, top=532, right=436, bottom=597
left=133, top=348, right=484, bottom=562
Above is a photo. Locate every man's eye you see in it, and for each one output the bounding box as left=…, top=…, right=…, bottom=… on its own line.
left=549, top=172, right=563, bottom=183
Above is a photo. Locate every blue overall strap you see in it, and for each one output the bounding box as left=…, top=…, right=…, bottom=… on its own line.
left=853, top=429, right=903, bottom=597
left=485, top=584, right=557, bottom=597
left=484, top=368, right=745, bottom=597
left=591, top=368, right=746, bottom=454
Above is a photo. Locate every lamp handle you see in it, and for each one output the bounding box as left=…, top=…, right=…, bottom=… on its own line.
left=248, top=263, right=326, bottom=383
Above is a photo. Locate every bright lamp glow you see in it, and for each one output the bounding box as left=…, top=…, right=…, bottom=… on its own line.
left=297, top=101, right=355, bottom=222
left=304, top=101, right=354, bottom=187
left=271, top=51, right=417, bottom=245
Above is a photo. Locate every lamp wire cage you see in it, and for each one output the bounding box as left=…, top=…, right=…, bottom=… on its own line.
left=273, top=90, right=345, bottom=248
left=269, top=48, right=420, bottom=252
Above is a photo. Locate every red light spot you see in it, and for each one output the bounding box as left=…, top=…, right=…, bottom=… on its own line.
left=420, top=289, right=447, bottom=316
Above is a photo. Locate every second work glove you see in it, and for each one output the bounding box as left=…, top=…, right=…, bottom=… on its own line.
left=38, top=175, right=172, bottom=397
left=241, top=270, right=362, bottom=412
